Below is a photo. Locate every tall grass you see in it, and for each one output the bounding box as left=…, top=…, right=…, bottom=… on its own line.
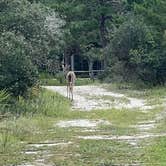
left=0, top=90, right=11, bottom=115
left=0, top=88, right=71, bottom=165
left=0, top=88, right=70, bottom=117
left=33, top=89, right=70, bottom=116
left=0, top=127, right=17, bottom=153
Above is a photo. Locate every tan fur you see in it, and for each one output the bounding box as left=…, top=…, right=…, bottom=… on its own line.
left=66, top=71, right=76, bottom=101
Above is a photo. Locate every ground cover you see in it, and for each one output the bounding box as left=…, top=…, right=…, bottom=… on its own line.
left=0, top=83, right=165, bottom=166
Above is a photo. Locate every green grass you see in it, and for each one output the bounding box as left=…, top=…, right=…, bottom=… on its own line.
left=0, top=119, right=34, bottom=165
left=142, top=137, right=166, bottom=166
left=0, top=83, right=166, bottom=165
left=39, top=72, right=56, bottom=79
left=104, top=83, right=166, bottom=99
left=0, top=89, right=71, bottom=165
left=104, top=83, right=166, bottom=112
left=49, top=139, right=141, bottom=166
left=40, top=78, right=100, bottom=86
left=39, top=72, right=100, bottom=86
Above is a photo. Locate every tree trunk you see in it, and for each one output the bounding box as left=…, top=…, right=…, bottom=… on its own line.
left=98, top=0, right=111, bottom=69
left=99, top=13, right=109, bottom=69
left=71, top=54, right=74, bottom=71
left=88, top=59, right=94, bottom=80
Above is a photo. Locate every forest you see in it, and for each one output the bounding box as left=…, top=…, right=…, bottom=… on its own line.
left=1, top=0, right=166, bottom=97
left=0, top=0, right=166, bottom=165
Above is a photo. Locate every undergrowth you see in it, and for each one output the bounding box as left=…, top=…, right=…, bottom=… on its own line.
left=0, top=88, right=70, bottom=165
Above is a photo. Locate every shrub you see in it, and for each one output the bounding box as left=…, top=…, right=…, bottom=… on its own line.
left=0, top=90, right=10, bottom=114
left=0, top=32, right=38, bottom=96
left=108, top=17, right=164, bottom=85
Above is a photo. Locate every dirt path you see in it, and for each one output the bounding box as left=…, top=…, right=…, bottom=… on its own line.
left=45, top=85, right=166, bottom=142
left=20, top=85, right=165, bottom=165
left=44, top=85, right=153, bottom=111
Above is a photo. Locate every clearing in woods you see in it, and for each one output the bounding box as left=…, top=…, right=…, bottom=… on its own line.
left=7, top=84, right=166, bottom=165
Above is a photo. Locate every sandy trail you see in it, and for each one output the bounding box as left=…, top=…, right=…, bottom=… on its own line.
left=44, top=85, right=153, bottom=111
left=44, top=85, right=166, bottom=144
left=19, top=85, right=165, bottom=165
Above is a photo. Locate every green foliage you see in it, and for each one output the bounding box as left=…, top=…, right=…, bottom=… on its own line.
left=0, top=90, right=10, bottom=114
left=0, top=85, right=166, bottom=165
left=0, top=0, right=65, bottom=95
left=0, top=0, right=64, bottom=73
left=0, top=90, right=10, bottom=104
left=108, top=16, right=165, bottom=85
left=0, top=0, right=165, bottom=90
left=11, top=88, right=70, bottom=116
left=37, top=0, right=166, bottom=86
left=0, top=32, right=38, bottom=96
left=41, top=0, right=125, bottom=67
left=133, top=0, right=166, bottom=85
left=143, top=137, right=166, bottom=165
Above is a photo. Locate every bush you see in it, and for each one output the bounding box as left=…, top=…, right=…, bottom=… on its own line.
left=56, top=72, right=66, bottom=84
left=0, top=32, right=38, bottom=96
left=108, top=17, right=165, bottom=85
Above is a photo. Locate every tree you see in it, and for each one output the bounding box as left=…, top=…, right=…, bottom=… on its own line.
left=133, top=0, right=166, bottom=84
left=0, top=32, right=38, bottom=96
left=40, top=0, right=125, bottom=69
left=109, top=17, right=158, bottom=84
left=0, top=0, right=64, bottom=73
left=83, top=45, right=103, bottom=78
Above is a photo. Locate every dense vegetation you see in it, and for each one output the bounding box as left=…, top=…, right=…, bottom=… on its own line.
left=0, top=0, right=165, bottom=97
left=0, top=1, right=165, bottom=165
left=40, top=0, right=166, bottom=85
left=0, top=0, right=64, bottom=96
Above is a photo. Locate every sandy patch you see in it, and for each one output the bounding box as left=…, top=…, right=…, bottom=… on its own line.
left=56, top=119, right=110, bottom=128
left=44, top=86, right=154, bottom=111
left=78, top=133, right=166, bottom=140
left=132, top=121, right=156, bottom=131
left=28, top=141, right=72, bottom=148
left=24, top=151, right=39, bottom=155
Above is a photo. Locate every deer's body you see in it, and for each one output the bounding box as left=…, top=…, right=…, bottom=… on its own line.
left=66, top=71, right=76, bottom=101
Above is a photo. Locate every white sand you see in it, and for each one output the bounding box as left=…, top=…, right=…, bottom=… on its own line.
left=44, top=85, right=154, bottom=111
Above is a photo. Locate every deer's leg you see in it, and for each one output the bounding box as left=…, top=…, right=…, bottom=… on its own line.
left=71, top=91, right=73, bottom=101
left=69, top=85, right=73, bottom=100
left=71, top=85, right=73, bottom=101
left=68, top=86, right=70, bottom=99
left=67, top=85, right=69, bottom=99
left=72, top=86, right=74, bottom=101
left=70, top=88, right=72, bottom=100
left=67, top=85, right=68, bottom=98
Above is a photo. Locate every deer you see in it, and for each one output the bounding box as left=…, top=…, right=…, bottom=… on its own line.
left=66, top=71, right=76, bottom=101
left=62, top=62, right=76, bottom=101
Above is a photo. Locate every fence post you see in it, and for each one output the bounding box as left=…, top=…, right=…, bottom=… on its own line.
left=71, top=55, right=74, bottom=71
